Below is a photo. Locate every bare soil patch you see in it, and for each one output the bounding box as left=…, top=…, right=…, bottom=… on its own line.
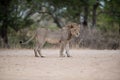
left=0, top=49, right=120, bottom=80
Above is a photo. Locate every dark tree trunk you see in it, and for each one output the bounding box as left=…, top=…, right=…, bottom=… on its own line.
left=83, top=5, right=88, bottom=27
left=49, top=12, right=63, bottom=28
left=92, top=0, right=99, bottom=27
left=119, top=24, right=120, bottom=34
left=53, top=17, right=63, bottom=28
left=0, top=23, right=9, bottom=48
left=0, top=0, right=11, bottom=48
left=0, top=11, right=10, bottom=48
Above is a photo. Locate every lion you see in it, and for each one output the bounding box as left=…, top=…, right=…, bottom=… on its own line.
left=20, top=23, right=80, bottom=57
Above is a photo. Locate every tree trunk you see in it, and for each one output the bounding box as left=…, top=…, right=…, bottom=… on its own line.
left=53, top=16, right=63, bottom=28
left=0, top=0, right=11, bottom=48
left=83, top=5, right=88, bottom=27
left=0, top=24, right=10, bottom=48
left=119, top=24, right=120, bottom=34
left=92, top=0, right=99, bottom=27
left=49, top=12, right=63, bottom=28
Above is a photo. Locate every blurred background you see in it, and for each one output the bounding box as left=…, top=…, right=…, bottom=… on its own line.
left=0, top=0, right=120, bottom=49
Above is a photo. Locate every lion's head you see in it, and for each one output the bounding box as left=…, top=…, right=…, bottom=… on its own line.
left=66, top=23, right=80, bottom=37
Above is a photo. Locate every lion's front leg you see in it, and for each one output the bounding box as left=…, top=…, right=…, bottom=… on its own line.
left=60, top=43, right=65, bottom=57
left=65, top=42, right=71, bottom=57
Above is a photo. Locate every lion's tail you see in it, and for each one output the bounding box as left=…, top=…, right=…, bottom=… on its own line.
left=20, top=33, right=36, bottom=45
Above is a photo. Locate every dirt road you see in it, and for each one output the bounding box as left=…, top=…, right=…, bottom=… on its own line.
left=0, top=49, right=120, bottom=80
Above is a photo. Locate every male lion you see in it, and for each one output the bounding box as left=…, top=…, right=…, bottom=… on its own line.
left=20, top=23, right=80, bottom=57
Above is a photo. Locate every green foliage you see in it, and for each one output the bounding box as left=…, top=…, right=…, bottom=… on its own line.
left=0, top=0, right=120, bottom=48
left=96, top=0, right=120, bottom=33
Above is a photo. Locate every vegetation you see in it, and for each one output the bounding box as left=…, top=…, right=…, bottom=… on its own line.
left=0, top=0, right=120, bottom=49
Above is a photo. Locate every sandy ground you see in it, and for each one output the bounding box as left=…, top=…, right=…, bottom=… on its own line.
left=0, top=49, right=120, bottom=80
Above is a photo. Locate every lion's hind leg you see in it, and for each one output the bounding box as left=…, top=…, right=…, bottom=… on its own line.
left=37, top=42, right=45, bottom=58
left=34, top=42, right=44, bottom=57
left=34, top=45, right=39, bottom=57
left=37, top=50, right=44, bottom=58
